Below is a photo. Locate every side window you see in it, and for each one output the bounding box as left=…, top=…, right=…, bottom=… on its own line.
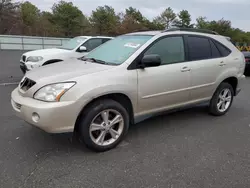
left=102, top=38, right=111, bottom=44
left=209, top=40, right=221, bottom=58
left=144, top=36, right=185, bottom=65
left=187, top=36, right=211, bottom=61
left=83, top=38, right=103, bottom=52
left=213, top=40, right=231, bottom=57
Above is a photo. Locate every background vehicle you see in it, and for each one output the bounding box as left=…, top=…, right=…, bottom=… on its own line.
left=11, top=28, right=245, bottom=152
left=20, top=36, right=113, bottom=74
left=242, top=51, right=250, bottom=75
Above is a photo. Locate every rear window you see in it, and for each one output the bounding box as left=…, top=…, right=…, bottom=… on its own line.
left=210, top=40, right=221, bottom=58
left=213, top=40, right=231, bottom=57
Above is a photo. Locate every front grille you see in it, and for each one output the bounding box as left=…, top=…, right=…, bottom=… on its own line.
left=19, top=77, right=36, bottom=92
left=22, top=55, right=26, bottom=62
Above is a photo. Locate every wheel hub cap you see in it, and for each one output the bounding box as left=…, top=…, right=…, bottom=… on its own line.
left=89, top=109, right=124, bottom=146
left=217, top=88, right=232, bottom=112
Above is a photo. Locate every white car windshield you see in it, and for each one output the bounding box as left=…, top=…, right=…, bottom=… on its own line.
left=59, top=37, right=87, bottom=50
left=84, top=35, right=153, bottom=65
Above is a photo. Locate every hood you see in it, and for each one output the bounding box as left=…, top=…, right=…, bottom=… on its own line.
left=24, top=48, right=70, bottom=57
left=25, top=59, right=115, bottom=83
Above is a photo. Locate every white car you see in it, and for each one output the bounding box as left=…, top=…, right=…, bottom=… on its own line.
left=20, top=36, right=113, bottom=73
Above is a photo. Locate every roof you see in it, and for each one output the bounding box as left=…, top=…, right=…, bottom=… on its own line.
left=125, top=30, right=162, bottom=36
left=125, top=28, right=226, bottom=38
left=78, top=36, right=113, bottom=39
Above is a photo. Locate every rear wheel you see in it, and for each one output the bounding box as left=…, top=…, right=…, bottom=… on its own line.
left=77, top=99, right=129, bottom=152
left=209, top=82, right=234, bottom=116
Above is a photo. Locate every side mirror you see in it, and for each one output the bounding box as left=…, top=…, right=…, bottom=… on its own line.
left=140, top=54, right=161, bottom=68
left=78, top=46, right=87, bottom=52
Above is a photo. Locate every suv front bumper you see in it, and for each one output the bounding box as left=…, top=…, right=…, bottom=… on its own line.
left=20, top=62, right=27, bottom=74
left=11, top=88, right=79, bottom=133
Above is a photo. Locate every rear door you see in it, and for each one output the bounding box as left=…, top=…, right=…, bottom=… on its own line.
left=186, top=35, right=231, bottom=101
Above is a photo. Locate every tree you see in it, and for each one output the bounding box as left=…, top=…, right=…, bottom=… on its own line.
left=196, top=16, right=208, bottom=29
left=117, top=7, right=149, bottom=34
left=20, top=1, right=40, bottom=35
left=0, top=0, right=20, bottom=34
left=21, top=1, right=39, bottom=27
left=154, top=7, right=176, bottom=29
left=173, top=10, right=194, bottom=28
left=51, top=0, right=88, bottom=37
left=90, top=5, right=119, bottom=35
left=125, top=7, right=144, bottom=23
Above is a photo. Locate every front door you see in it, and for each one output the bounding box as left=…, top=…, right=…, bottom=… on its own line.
left=137, top=35, right=191, bottom=115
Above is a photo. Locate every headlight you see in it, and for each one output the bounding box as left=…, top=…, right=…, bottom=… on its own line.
left=27, top=56, right=43, bottom=62
left=34, top=82, right=76, bottom=102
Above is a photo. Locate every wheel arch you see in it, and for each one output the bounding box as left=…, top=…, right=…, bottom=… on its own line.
left=221, top=76, right=238, bottom=95
left=42, top=59, right=63, bottom=66
left=74, top=93, right=135, bottom=133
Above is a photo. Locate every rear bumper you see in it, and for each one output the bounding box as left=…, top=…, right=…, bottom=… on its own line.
left=236, top=75, right=245, bottom=96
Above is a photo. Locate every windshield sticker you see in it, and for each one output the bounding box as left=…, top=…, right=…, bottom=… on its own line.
left=77, top=39, right=84, bottom=43
left=124, top=43, right=141, bottom=48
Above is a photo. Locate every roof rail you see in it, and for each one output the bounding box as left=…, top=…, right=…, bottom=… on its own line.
left=163, top=28, right=219, bottom=35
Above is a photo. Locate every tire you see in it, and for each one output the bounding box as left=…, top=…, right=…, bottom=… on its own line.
left=209, top=82, right=234, bottom=116
left=77, top=99, right=129, bottom=152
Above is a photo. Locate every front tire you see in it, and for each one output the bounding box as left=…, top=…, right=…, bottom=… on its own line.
left=209, top=82, right=234, bottom=116
left=78, top=99, right=129, bottom=152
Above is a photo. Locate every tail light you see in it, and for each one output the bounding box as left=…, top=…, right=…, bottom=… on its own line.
left=245, top=58, right=250, bottom=63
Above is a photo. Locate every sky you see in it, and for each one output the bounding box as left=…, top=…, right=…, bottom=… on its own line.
left=22, top=0, right=250, bottom=31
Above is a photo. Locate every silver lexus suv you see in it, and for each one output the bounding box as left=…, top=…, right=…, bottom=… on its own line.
left=11, top=28, right=246, bottom=152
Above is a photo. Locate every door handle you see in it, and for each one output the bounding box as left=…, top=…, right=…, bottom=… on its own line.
left=181, top=66, right=191, bottom=72
left=219, top=61, right=226, bottom=66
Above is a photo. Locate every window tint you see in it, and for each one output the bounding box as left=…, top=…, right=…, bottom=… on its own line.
left=210, top=40, right=221, bottom=58
left=144, top=36, right=185, bottom=65
left=83, top=38, right=103, bottom=52
left=187, top=36, right=211, bottom=61
left=213, top=40, right=231, bottom=57
left=102, top=38, right=111, bottom=43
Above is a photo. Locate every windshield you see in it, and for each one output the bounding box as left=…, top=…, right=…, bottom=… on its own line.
left=84, top=35, right=153, bottom=65
left=59, top=37, right=87, bottom=50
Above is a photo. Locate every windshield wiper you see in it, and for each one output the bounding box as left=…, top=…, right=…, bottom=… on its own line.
left=80, top=57, right=117, bottom=66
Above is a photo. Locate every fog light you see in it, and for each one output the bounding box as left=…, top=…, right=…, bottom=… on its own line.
left=32, top=112, right=40, bottom=122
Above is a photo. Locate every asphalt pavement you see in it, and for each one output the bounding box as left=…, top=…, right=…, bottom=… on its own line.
left=1, top=50, right=250, bottom=188
left=0, top=50, right=25, bottom=83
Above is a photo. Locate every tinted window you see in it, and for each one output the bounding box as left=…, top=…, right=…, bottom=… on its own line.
left=213, top=40, right=231, bottom=57
left=187, top=36, right=211, bottom=61
left=102, top=38, right=112, bottom=43
left=210, top=40, right=221, bottom=58
left=144, top=36, right=185, bottom=65
left=83, top=38, right=103, bottom=52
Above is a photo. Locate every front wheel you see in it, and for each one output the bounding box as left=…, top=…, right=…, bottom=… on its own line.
left=209, top=82, right=234, bottom=116
left=78, top=99, right=129, bottom=152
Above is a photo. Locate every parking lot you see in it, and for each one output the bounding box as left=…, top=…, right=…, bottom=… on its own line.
left=1, top=50, right=250, bottom=188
